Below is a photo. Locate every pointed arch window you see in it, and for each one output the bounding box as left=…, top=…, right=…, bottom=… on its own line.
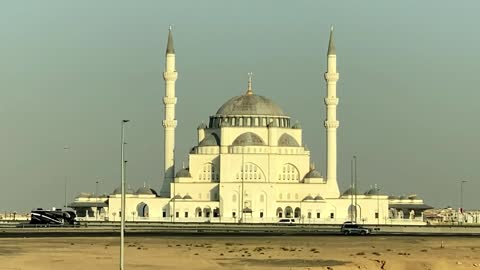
left=278, top=163, right=300, bottom=182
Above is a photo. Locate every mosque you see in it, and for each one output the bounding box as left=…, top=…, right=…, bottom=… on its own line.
left=69, top=28, right=431, bottom=224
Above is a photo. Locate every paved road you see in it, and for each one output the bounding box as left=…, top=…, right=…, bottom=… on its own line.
left=1, top=224, right=480, bottom=238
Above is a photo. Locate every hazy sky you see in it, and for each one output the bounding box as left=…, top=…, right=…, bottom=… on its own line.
left=1, top=1, right=479, bottom=212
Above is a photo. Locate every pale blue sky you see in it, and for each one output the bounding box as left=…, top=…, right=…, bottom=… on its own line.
left=1, top=1, right=479, bottom=212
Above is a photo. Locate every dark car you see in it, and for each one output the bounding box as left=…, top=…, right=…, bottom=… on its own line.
left=340, top=222, right=371, bottom=235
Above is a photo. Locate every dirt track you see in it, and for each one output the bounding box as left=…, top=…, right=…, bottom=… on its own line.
left=1, top=235, right=479, bottom=269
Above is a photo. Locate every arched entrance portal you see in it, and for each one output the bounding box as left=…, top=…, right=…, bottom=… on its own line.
left=276, top=207, right=283, bottom=218
left=195, top=207, right=202, bottom=217
left=294, top=207, right=301, bottom=218
left=285, top=206, right=293, bottom=218
left=137, top=202, right=149, bottom=217
left=204, top=207, right=212, bottom=218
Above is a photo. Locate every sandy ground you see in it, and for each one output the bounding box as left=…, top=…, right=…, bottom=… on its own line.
left=1, top=235, right=480, bottom=270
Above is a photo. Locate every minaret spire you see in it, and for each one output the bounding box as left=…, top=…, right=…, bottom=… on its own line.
left=324, top=25, right=340, bottom=197
left=328, top=25, right=335, bottom=55
left=161, top=26, right=178, bottom=197
left=166, top=25, right=175, bottom=55
left=246, top=72, right=253, bottom=95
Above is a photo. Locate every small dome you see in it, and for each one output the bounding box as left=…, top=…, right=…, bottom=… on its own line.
left=303, top=195, right=314, bottom=201
left=292, top=122, right=301, bottom=129
left=136, top=187, right=154, bottom=195
left=278, top=134, right=300, bottom=147
left=399, top=195, right=407, bottom=200
left=388, top=195, right=399, bottom=200
left=183, top=194, right=192, bottom=199
left=216, top=94, right=286, bottom=117
left=173, top=194, right=182, bottom=199
left=199, top=133, right=220, bottom=147
left=197, top=122, right=207, bottom=129
left=112, top=186, right=134, bottom=195
left=342, top=187, right=361, bottom=196
left=364, top=188, right=380, bottom=196
left=407, top=194, right=418, bottom=200
left=176, top=168, right=192, bottom=178
left=304, top=169, right=322, bottom=178
left=76, top=192, right=92, bottom=198
left=314, top=195, right=324, bottom=200
left=232, top=132, right=266, bottom=146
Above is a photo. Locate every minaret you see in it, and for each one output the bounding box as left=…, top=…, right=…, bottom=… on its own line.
left=161, top=26, right=178, bottom=197
left=324, top=26, right=340, bottom=192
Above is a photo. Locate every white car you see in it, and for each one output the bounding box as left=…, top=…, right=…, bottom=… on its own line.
left=278, top=218, right=295, bottom=225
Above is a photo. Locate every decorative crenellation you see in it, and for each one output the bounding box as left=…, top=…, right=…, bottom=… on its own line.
left=163, top=71, right=178, bottom=81
left=324, top=120, right=339, bottom=129
left=163, top=97, right=177, bottom=105
left=324, top=97, right=339, bottom=106
left=324, top=73, right=339, bottom=82
left=162, top=120, right=177, bottom=128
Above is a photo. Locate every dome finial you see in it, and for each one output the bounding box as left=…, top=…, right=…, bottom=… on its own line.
left=246, top=72, right=253, bottom=95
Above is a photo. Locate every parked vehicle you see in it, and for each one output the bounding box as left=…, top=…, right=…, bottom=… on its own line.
left=29, top=208, right=78, bottom=226
left=278, top=218, right=295, bottom=225
left=340, top=222, right=371, bottom=235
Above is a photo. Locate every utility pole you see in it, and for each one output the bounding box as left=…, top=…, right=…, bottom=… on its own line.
left=350, top=159, right=354, bottom=222
left=353, top=155, right=358, bottom=223
left=63, top=146, right=70, bottom=209
left=460, top=180, right=468, bottom=224
left=240, top=148, right=244, bottom=223
left=376, top=184, right=380, bottom=226
left=120, top=120, right=129, bottom=270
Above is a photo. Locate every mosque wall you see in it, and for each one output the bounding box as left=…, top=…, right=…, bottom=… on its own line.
left=170, top=182, right=219, bottom=201
left=218, top=153, right=310, bottom=184
left=107, top=197, right=169, bottom=221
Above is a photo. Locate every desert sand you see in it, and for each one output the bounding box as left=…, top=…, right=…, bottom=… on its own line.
left=1, top=235, right=479, bottom=270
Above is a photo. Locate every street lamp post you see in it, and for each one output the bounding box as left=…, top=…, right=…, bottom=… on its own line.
left=95, top=179, right=101, bottom=220
left=376, top=184, right=380, bottom=226
left=460, top=180, right=468, bottom=223
left=353, top=155, right=358, bottom=223
left=350, top=159, right=354, bottom=222
left=120, top=120, right=130, bottom=270
left=95, top=180, right=100, bottom=198
left=63, top=146, right=70, bottom=209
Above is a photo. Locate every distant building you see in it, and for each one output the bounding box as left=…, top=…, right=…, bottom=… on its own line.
left=424, top=208, right=480, bottom=224
left=70, top=27, right=431, bottom=225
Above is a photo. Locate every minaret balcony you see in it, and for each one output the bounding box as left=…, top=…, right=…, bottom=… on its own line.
left=163, top=71, right=178, bottom=81
left=324, top=120, right=339, bottom=129
left=163, top=97, right=177, bottom=105
left=324, top=73, right=339, bottom=81
left=163, top=120, right=178, bottom=128
left=324, top=97, right=339, bottom=106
